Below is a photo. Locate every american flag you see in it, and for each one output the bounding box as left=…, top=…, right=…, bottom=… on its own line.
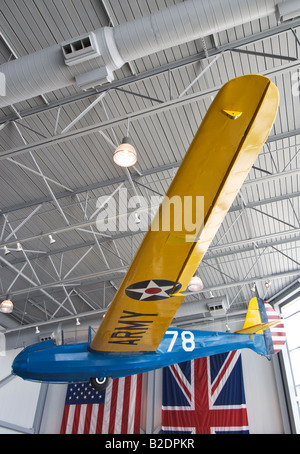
left=60, top=374, right=143, bottom=434
left=264, top=301, right=286, bottom=354
left=162, top=351, right=249, bottom=434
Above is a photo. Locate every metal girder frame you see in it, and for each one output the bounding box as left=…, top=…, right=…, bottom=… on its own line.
left=2, top=229, right=300, bottom=300
left=0, top=23, right=300, bottom=326
left=0, top=159, right=79, bottom=320
left=1, top=18, right=299, bottom=125
left=59, top=92, right=107, bottom=135
left=27, top=152, right=70, bottom=226
left=0, top=265, right=127, bottom=299
left=4, top=307, right=108, bottom=335
left=0, top=164, right=300, bottom=315
left=0, top=21, right=299, bottom=159
left=1, top=56, right=299, bottom=160
left=3, top=266, right=300, bottom=335
left=0, top=23, right=298, bottom=218
left=2, top=147, right=300, bottom=216
left=1, top=175, right=299, bottom=251
left=1, top=182, right=300, bottom=301
left=2, top=205, right=42, bottom=243
left=1, top=183, right=299, bottom=252
left=6, top=157, right=73, bottom=193
left=0, top=97, right=126, bottom=315
left=0, top=187, right=128, bottom=320
left=0, top=33, right=110, bottom=311
left=0, top=131, right=76, bottom=315
left=0, top=186, right=131, bottom=329
left=0, top=255, right=76, bottom=316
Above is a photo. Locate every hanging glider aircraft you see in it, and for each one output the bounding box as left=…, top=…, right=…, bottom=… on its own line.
left=12, top=75, right=286, bottom=390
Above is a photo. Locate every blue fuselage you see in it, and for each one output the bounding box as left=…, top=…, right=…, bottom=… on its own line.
left=12, top=328, right=267, bottom=384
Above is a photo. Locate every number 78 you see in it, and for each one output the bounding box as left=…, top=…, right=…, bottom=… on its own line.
left=166, top=330, right=195, bottom=352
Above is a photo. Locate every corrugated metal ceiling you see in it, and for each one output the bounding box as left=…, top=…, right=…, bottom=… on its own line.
left=0, top=0, right=300, bottom=340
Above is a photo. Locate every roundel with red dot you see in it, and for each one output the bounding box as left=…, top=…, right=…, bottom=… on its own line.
left=125, top=280, right=182, bottom=301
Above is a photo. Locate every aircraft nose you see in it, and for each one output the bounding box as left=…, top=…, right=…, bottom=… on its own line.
left=12, top=349, right=29, bottom=378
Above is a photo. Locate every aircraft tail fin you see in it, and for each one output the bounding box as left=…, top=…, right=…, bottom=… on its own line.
left=235, top=297, right=286, bottom=355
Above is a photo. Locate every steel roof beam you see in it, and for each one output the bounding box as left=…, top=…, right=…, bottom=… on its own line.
left=0, top=265, right=127, bottom=299
left=1, top=183, right=300, bottom=250
left=60, top=92, right=107, bottom=135
left=28, top=152, right=70, bottom=226
left=2, top=222, right=300, bottom=276
left=3, top=229, right=300, bottom=301
left=0, top=19, right=299, bottom=125
left=2, top=136, right=300, bottom=217
left=2, top=205, right=42, bottom=243
left=1, top=58, right=299, bottom=162
left=6, top=157, right=73, bottom=193
left=4, top=267, right=300, bottom=335
left=231, top=48, right=298, bottom=62
left=0, top=255, right=75, bottom=316
left=207, top=233, right=300, bottom=260
left=202, top=269, right=300, bottom=294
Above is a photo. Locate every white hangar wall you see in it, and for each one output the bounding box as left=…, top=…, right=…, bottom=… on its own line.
left=142, top=347, right=284, bottom=434
left=242, top=349, right=284, bottom=434
left=38, top=347, right=284, bottom=434
left=41, top=345, right=285, bottom=434
left=0, top=348, right=41, bottom=434
left=0, top=320, right=285, bottom=434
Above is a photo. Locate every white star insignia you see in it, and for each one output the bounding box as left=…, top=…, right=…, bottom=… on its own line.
left=128, top=280, right=174, bottom=300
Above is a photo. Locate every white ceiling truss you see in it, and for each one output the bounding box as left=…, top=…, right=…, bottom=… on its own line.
left=0, top=1, right=300, bottom=341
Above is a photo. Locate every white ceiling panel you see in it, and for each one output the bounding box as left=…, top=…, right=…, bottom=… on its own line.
left=0, top=0, right=299, bottom=340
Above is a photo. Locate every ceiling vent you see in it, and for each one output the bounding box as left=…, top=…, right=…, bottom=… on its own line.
left=174, top=295, right=230, bottom=319
left=75, top=67, right=114, bottom=90
left=207, top=296, right=229, bottom=317
left=276, top=0, right=300, bottom=22
left=0, top=0, right=279, bottom=108
left=62, top=32, right=101, bottom=66
left=39, top=332, right=55, bottom=342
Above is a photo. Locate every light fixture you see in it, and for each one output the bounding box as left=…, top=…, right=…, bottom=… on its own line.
left=113, top=137, right=137, bottom=167
left=0, top=299, right=13, bottom=314
left=35, top=326, right=40, bottom=334
left=251, top=282, right=256, bottom=293
left=3, top=246, right=11, bottom=256
left=49, top=234, right=56, bottom=245
left=16, top=242, right=22, bottom=252
left=134, top=213, right=141, bottom=224
left=187, top=276, right=204, bottom=292
left=76, top=318, right=80, bottom=326
left=265, top=280, right=271, bottom=289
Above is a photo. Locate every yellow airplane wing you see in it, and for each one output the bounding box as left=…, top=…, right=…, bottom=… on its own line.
left=90, top=74, right=279, bottom=353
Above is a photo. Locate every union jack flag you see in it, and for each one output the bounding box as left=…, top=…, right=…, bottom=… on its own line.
left=162, top=351, right=249, bottom=434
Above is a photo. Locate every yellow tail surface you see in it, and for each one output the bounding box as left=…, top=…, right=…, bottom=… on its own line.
left=235, top=297, right=282, bottom=335
left=235, top=320, right=282, bottom=335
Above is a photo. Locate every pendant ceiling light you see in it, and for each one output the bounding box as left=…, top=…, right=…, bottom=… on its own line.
left=49, top=234, right=56, bottom=245
left=113, top=137, right=137, bottom=168
left=187, top=276, right=203, bottom=292
left=0, top=299, right=13, bottom=314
